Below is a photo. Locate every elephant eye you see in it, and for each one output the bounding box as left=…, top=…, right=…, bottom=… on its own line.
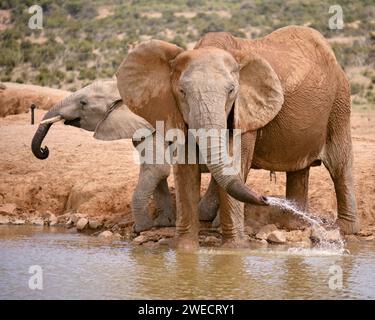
left=228, top=85, right=235, bottom=95
left=179, top=88, right=186, bottom=98
left=80, top=100, right=88, bottom=107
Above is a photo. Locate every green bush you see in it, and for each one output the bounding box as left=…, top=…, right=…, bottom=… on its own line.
left=36, top=67, right=65, bottom=86
left=366, top=90, right=375, bottom=104
left=0, top=0, right=373, bottom=88
left=350, top=82, right=365, bottom=95
left=78, top=67, right=97, bottom=80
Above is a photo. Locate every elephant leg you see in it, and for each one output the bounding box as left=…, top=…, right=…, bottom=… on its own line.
left=212, top=209, right=221, bottom=228
left=172, top=163, right=201, bottom=250
left=219, top=131, right=256, bottom=247
left=198, top=177, right=219, bottom=221
left=153, top=177, right=176, bottom=227
left=322, top=97, right=359, bottom=234
left=132, top=163, right=170, bottom=233
left=286, top=167, right=310, bottom=210
left=219, top=188, right=246, bottom=246
left=323, top=156, right=359, bottom=234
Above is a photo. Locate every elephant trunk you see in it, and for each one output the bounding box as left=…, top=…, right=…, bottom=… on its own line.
left=204, top=134, right=267, bottom=205
left=192, top=108, right=267, bottom=206
left=31, top=123, right=53, bottom=159
left=31, top=102, right=63, bottom=160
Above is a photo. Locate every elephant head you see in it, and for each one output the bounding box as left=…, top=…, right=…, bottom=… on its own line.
left=31, top=80, right=153, bottom=159
left=116, top=40, right=284, bottom=205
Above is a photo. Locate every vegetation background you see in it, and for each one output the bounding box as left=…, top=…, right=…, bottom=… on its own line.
left=0, top=0, right=374, bottom=110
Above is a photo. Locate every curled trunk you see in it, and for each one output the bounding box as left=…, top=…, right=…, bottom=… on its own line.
left=31, top=102, right=62, bottom=160
left=31, top=123, right=52, bottom=159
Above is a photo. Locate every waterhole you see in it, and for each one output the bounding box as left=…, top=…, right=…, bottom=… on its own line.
left=0, top=226, right=374, bottom=299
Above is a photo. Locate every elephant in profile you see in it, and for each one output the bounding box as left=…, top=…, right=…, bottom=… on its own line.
left=115, top=26, right=359, bottom=249
left=30, top=80, right=174, bottom=231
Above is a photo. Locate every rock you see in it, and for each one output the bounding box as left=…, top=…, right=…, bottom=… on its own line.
left=70, top=213, right=86, bottom=225
left=255, top=224, right=277, bottom=240
left=13, top=219, right=25, bottom=225
left=40, top=211, right=51, bottom=220
left=203, top=235, right=221, bottom=246
left=98, top=230, right=113, bottom=239
left=285, top=229, right=311, bottom=243
left=142, top=241, right=159, bottom=249
left=267, top=230, right=286, bottom=244
left=113, top=233, right=122, bottom=240
left=76, top=218, right=88, bottom=231
left=139, top=227, right=175, bottom=242
left=311, top=227, right=342, bottom=243
left=31, top=218, right=44, bottom=226
left=0, top=216, right=10, bottom=224
left=118, top=217, right=133, bottom=228
left=57, top=213, right=70, bottom=224
left=345, top=235, right=359, bottom=242
left=0, top=203, right=17, bottom=216
left=132, top=228, right=176, bottom=245
left=88, top=219, right=101, bottom=229
left=244, top=225, right=254, bottom=236
left=361, top=235, right=374, bottom=241
left=49, top=214, right=58, bottom=226
left=357, top=229, right=373, bottom=237
left=158, top=238, right=171, bottom=246
left=133, top=235, right=148, bottom=245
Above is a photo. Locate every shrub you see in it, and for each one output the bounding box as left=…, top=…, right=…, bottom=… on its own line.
left=78, top=67, right=97, bottom=80
left=350, top=82, right=364, bottom=95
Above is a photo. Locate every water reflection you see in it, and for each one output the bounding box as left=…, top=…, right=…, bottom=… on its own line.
left=0, top=226, right=374, bottom=299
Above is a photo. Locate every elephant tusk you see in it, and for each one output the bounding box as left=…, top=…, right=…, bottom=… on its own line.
left=40, top=115, right=63, bottom=125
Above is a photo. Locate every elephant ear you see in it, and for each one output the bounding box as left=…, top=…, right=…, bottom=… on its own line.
left=234, top=53, right=284, bottom=132
left=116, top=40, right=185, bottom=133
left=94, top=100, right=154, bottom=141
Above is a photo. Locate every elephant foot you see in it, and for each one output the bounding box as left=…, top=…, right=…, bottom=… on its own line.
left=198, top=199, right=219, bottom=221
left=337, top=218, right=360, bottom=235
left=198, top=179, right=219, bottom=221
left=221, top=237, right=250, bottom=248
left=153, top=210, right=176, bottom=228
left=170, top=235, right=199, bottom=251
left=133, top=216, right=154, bottom=234
left=132, top=222, right=153, bottom=234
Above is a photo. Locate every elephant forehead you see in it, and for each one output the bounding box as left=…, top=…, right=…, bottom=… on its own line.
left=180, top=67, right=232, bottom=88
left=174, top=48, right=236, bottom=74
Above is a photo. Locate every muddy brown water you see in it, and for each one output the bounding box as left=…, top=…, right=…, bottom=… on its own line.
left=0, top=226, right=374, bottom=299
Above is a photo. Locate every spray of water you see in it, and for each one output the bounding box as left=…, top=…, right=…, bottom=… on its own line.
left=266, top=196, right=346, bottom=254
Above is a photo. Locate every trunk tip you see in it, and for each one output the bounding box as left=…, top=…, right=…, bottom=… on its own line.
left=260, top=196, right=269, bottom=206
left=31, top=145, right=49, bottom=160
left=226, top=179, right=268, bottom=206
